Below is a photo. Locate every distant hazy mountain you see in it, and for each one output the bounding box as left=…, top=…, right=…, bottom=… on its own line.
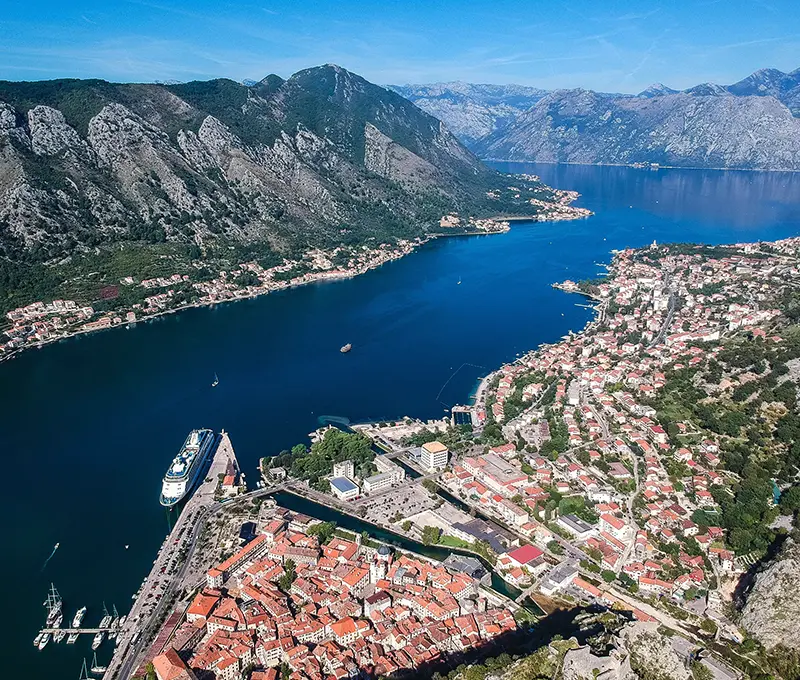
left=387, top=82, right=547, bottom=145
left=394, top=68, right=800, bottom=170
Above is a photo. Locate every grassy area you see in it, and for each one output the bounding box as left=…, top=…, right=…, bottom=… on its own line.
left=438, top=534, right=473, bottom=549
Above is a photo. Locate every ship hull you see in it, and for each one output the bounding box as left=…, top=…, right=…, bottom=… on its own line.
left=159, top=429, right=215, bottom=507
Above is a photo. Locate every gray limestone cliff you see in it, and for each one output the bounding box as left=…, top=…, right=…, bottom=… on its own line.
left=740, top=536, right=800, bottom=650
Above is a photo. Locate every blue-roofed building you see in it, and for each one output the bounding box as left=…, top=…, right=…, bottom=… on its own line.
left=329, top=476, right=360, bottom=501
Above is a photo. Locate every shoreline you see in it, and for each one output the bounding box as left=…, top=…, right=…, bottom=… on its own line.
left=484, top=158, right=800, bottom=174
left=0, top=211, right=590, bottom=366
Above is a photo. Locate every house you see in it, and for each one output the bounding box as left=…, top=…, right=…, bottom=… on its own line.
left=540, top=562, right=578, bottom=596
left=505, top=544, right=545, bottom=570
left=329, top=476, right=360, bottom=501
left=153, top=648, right=198, bottom=680
left=556, top=514, right=596, bottom=541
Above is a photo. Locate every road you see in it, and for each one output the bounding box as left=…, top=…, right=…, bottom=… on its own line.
left=648, top=287, right=676, bottom=348
left=105, top=432, right=245, bottom=680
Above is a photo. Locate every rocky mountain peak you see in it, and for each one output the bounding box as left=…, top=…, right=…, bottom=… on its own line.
left=638, top=82, right=678, bottom=98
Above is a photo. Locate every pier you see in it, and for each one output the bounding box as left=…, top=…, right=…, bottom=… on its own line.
left=39, top=627, right=115, bottom=635
left=102, top=430, right=242, bottom=680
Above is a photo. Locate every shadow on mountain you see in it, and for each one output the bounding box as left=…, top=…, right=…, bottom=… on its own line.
left=383, top=604, right=630, bottom=679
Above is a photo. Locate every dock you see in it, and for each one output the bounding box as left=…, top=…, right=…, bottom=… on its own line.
left=102, top=430, right=241, bottom=680
left=39, top=627, right=116, bottom=635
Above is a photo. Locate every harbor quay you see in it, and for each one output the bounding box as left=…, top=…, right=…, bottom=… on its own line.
left=103, top=430, right=247, bottom=680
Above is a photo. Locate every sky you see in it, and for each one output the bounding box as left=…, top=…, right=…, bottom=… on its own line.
left=2, top=0, right=800, bottom=93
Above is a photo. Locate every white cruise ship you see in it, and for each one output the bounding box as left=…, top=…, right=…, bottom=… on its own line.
left=159, top=429, right=216, bottom=507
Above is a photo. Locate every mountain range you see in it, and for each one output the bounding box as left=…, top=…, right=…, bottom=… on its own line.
left=0, top=65, right=556, bottom=311
left=392, top=67, right=800, bottom=170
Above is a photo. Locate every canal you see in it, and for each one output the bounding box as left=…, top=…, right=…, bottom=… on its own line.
left=270, top=490, right=542, bottom=610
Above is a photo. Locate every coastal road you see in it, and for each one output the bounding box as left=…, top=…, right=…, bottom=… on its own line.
left=106, top=432, right=246, bottom=680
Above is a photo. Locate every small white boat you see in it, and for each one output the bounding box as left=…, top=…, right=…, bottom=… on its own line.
left=38, top=633, right=51, bottom=650
left=91, top=631, right=104, bottom=650
left=33, top=633, right=43, bottom=647
left=72, top=606, right=87, bottom=628
left=211, top=372, right=219, bottom=387
left=67, top=632, right=79, bottom=644
left=99, top=603, right=112, bottom=630
left=90, top=652, right=107, bottom=674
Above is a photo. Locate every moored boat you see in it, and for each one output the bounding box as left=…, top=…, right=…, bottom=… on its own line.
left=44, top=584, right=62, bottom=624
left=159, top=429, right=216, bottom=507
left=91, top=631, right=104, bottom=650
left=33, top=633, right=43, bottom=647
left=99, top=602, right=112, bottom=629
left=54, top=628, right=67, bottom=643
left=72, top=606, right=87, bottom=628
left=67, top=631, right=79, bottom=644
left=38, top=633, right=51, bottom=650
left=90, top=652, right=107, bottom=674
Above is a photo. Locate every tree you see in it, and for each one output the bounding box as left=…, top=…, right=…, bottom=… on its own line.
left=306, top=521, right=336, bottom=545
left=278, top=559, right=297, bottom=591
left=779, top=485, right=800, bottom=514
left=547, top=540, right=564, bottom=555
left=601, top=570, right=616, bottom=583
left=422, top=479, right=438, bottom=494
left=422, top=525, right=442, bottom=545
left=402, top=520, right=412, bottom=532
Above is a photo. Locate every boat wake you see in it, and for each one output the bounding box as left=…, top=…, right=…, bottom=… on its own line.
left=41, top=543, right=59, bottom=572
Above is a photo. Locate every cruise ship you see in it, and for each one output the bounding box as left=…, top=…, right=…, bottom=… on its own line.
left=159, top=429, right=216, bottom=507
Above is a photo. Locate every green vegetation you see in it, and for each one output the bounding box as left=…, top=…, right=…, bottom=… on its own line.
left=437, top=534, right=473, bottom=549
left=267, top=429, right=375, bottom=492
left=278, top=558, right=297, bottom=591
left=422, top=525, right=442, bottom=545
left=306, top=521, right=337, bottom=544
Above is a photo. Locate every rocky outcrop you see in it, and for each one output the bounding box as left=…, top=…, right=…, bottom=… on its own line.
left=622, top=623, right=690, bottom=680
left=562, top=645, right=635, bottom=680
left=740, top=537, right=800, bottom=650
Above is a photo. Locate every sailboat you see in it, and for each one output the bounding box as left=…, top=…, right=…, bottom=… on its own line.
left=211, top=372, right=219, bottom=387
left=79, top=658, right=90, bottom=680
left=108, top=605, right=119, bottom=639
left=90, top=652, right=107, bottom=674
left=99, top=602, right=112, bottom=629
left=44, top=584, right=62, bottom=624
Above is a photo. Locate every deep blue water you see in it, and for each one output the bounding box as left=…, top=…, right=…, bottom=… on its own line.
left=2, top=163, right=799, bottom=678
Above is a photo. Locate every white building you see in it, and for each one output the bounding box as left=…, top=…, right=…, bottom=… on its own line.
left=329, top=476, right=360, bottom=501
left=333, top=460, right=355, bottom=479
left=362, top=472, right=395, bottom=494
left=420, top=441, right=449, bottom=471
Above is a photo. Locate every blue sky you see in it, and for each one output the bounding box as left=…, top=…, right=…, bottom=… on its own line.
left=2, top=0, right=799, bottom=92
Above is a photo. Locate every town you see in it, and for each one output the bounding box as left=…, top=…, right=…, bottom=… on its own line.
left=1, top=199, right=589, bottom=361
left=90, top=236, right=800, bottom=680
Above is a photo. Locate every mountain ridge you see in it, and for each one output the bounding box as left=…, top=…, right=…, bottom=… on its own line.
left=0, top=64, right=562, bottom=312
left=392, top=66, right=800, bottom=170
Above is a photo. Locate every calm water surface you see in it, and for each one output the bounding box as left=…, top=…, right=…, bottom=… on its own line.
left=2, top=164, right=799, bottom=678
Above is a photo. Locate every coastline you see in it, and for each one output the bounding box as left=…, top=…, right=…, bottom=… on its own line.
left=1, top=209, right=591, bottom=365
left=485, top=158, right=800, bottom=173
